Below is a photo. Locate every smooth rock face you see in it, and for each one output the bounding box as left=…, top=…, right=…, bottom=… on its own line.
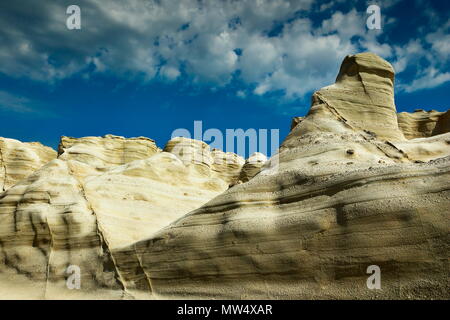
left=397, top=110, right=445, bottom=139
left=395, top=110, right=450, bottom=161
left=0, top=138, right=56, bottom=191
left=83, top=152, right=229, bottom=250
left=126, top=160, right=449, bottom=299
left=164, top=137, right=245, bottom=185
left=163, top=137, right=212, bottom=169
left=112, top=53, right=449, bottom=299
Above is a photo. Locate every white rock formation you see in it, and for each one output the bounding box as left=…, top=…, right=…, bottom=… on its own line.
left=111, top=53, right=450, bottom=299
left=0, top=53, right=449, bottom=300
left=0, top=138, right=56, bottom=191
left=0, top=135, right=246, bottom=299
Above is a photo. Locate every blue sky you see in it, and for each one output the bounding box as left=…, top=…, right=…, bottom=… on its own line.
left=0, top=0, right=449, bottom=157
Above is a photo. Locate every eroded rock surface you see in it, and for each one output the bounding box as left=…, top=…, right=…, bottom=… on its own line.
left=313, top=53, right=405, bottom=141
left=290, top=116, right=304, bottom=131
left=0, top=159, right=123, bottom=299
left=432, top=110, right=450, bottom=136
left=0, top=135, right=245, bottom=298
left=0, top=138, right=56, bottom=191
left=0, top=53, right=449, bottom=300
left=58, top=134, right=160, bottom=170
left=238, top=152, right=267, bottom=183
left=112, top=53, right=449, bottom=299
left=397, top=109, right=446, bottom=139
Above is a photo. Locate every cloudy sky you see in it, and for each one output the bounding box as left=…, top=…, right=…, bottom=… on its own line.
left=0, top=0, right=449, bottom=156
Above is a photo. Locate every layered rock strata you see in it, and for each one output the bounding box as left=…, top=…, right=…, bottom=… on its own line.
left=0, top=135, right=246, bottom=298
left=0, top=138, right=56, bottom=191
left=397, top=109, right=447, bottom=139
left=58, top=134, right=160, bottom=169
left=111, top=53, right=450, bottom=299
left=0, top=53, right=449, bottom=300
left=238, top=152, right=267, bottom=183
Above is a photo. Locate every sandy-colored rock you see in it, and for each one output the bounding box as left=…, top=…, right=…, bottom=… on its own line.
left=58, top=134, right=160, bottom=170
left=392, top=133, right=450, bottom=162
left=432, top=110, right=450, bottom=136
left=0, top=159, right=123, bottom=299
left=164, top=137, right=245, bottom=184
left=397, top=109, right=444, bottom=139
left=238, top=152, right=267, bottom=183
left=0, top=138, right=56, bottom=191
left=0, top=53, right=449, bottom=300
left=0, top=135, right=241, bottom=298
left=211, top=149, right=245, bottom=185
left=163, top=137, right=213, bottom=173
left=290, top=116, right=304, bottom=131
left=314, top=52, right=405, bottom=141
left=83, top=152, right=229, bottom=250
left=122, top=159, right=449, bottom=299
left=111, top=53, right=449, bottom=299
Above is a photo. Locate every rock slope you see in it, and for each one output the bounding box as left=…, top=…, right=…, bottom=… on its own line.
left=112, top=53, right=450, bottom=299
left=0, top=52, right=448, bottom=300
left=0, top=135, right=247, bottom=298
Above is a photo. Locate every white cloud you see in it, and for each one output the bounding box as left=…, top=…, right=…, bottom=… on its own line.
left=0, top=0, right=449, bottom=101
left=425, top=20, right=450, bottom=58
left=391, top=40, right=425, bottom=73
left=401, top=68, right=450, bottom=92
left=392, top=18, right=450, bottom=92
left=320, top=9, right=365, bottom=40
left=159, top=65, right=181, bottom=81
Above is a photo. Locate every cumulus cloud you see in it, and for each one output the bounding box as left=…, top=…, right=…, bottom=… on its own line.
left=0, top=0, right=449, bottom=101
left=402, top=69, right=450, bottom=92
left=394, top=18, right=450, bottom=92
